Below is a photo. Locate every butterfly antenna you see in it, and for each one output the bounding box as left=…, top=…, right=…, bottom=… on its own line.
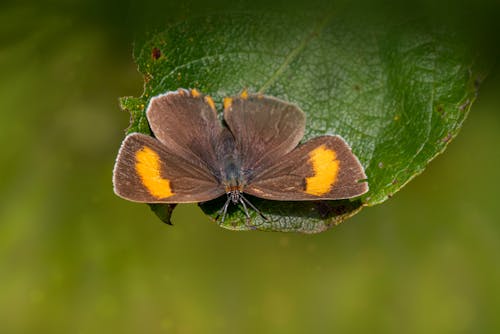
left=215, top=196, right=231, bottom=224
left=240, top=194, right=268, bottom=221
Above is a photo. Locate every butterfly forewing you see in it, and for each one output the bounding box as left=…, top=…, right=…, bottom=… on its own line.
left=223, top=94, right=305, bottom=174
left=113, top=133, right=224, bottom=203
left=147, top=89, right=223, bottom=174
left=245, top=136, right=368, bottom=201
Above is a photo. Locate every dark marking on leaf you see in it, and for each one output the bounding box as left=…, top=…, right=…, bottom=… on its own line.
left=474, top=77, right=482, bottom=91
left=436, top=104, right=444, bottom=115
left=441, top=132, right=453, bottom=143
left=459, top=99, right=470, bottom=112
left=152, top=47, right=162, bottom=60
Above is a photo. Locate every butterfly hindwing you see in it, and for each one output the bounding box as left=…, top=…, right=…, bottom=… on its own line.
left=245, top=135, right=368, bottom=201
left=223, top=93, right=305, bottom=174
left=113, top=133, right=224, bottom=203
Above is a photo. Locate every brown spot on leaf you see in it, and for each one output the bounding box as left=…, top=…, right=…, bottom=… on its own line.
left=151, top=47, right=161, bottom=60
left=459, top=99, right=470, bottom=112
left=441, top=132, right=453, bottom=143
left=474, top=77, right=482, bottom=90
left=436, top=104, right=444, bottom=114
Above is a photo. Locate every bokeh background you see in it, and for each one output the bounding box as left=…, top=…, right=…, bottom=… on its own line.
left=1, top=1, right=499, bottom=333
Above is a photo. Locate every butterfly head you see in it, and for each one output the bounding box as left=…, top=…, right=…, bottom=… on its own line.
left=226, top=185, right=243, bottom=204
left=216, top=184, right=267, bottom=226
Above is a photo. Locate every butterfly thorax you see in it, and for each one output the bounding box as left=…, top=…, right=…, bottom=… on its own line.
left=221, top=159, right=245, bottom=203
left=216, top=128, right=246, bottom=203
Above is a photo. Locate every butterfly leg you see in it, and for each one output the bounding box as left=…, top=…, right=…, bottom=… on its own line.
left=240, top=194, right=268, bottom=223
left=215, top=196, right=231, bottom=224
left=238, top=196, right=256, bottom=229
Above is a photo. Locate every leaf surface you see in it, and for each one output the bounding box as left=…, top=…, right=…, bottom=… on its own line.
left=120, top=12, right=477, bottom=232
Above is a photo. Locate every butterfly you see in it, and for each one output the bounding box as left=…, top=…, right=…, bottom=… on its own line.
left=113, top=89, right=368, bottom=223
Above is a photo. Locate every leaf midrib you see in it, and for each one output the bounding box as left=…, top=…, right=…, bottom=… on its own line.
left=257, top=12, right=334, bottom=93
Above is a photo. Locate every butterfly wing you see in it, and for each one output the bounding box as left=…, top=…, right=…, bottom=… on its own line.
left=113, top=133, right=224, bottom=203
left=245, top=136, right=368, bottom=200
left=223, top=94, right=305, bottom=174
left=146, top=89, right=223, bottom=174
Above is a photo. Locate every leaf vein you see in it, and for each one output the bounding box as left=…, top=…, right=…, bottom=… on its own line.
left=257, top=12, right=334, bottom=93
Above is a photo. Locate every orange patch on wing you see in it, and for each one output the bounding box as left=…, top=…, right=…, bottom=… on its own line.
left=190, top=88, right=201, bottom=97
left=240, top=89, right=249, bottom=99
left=135, top=147, right=173, bottom=198
left=204, top=96, right=216, bottom=110
left=305, top=145, right=339, bottom=196
left=223, top=97, right=233, bottom=110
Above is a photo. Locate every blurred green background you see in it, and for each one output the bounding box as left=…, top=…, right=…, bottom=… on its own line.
left=1, top=1, right=499, bottom=333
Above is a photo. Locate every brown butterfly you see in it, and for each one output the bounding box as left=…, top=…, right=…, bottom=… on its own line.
left=113, top=89, right=368, bottom=222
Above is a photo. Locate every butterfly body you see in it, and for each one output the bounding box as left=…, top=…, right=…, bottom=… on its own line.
left=215, top=130, right=243, bottom=188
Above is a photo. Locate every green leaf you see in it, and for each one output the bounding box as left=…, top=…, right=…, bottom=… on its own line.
left=120, top=12, right=477, bottom=233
